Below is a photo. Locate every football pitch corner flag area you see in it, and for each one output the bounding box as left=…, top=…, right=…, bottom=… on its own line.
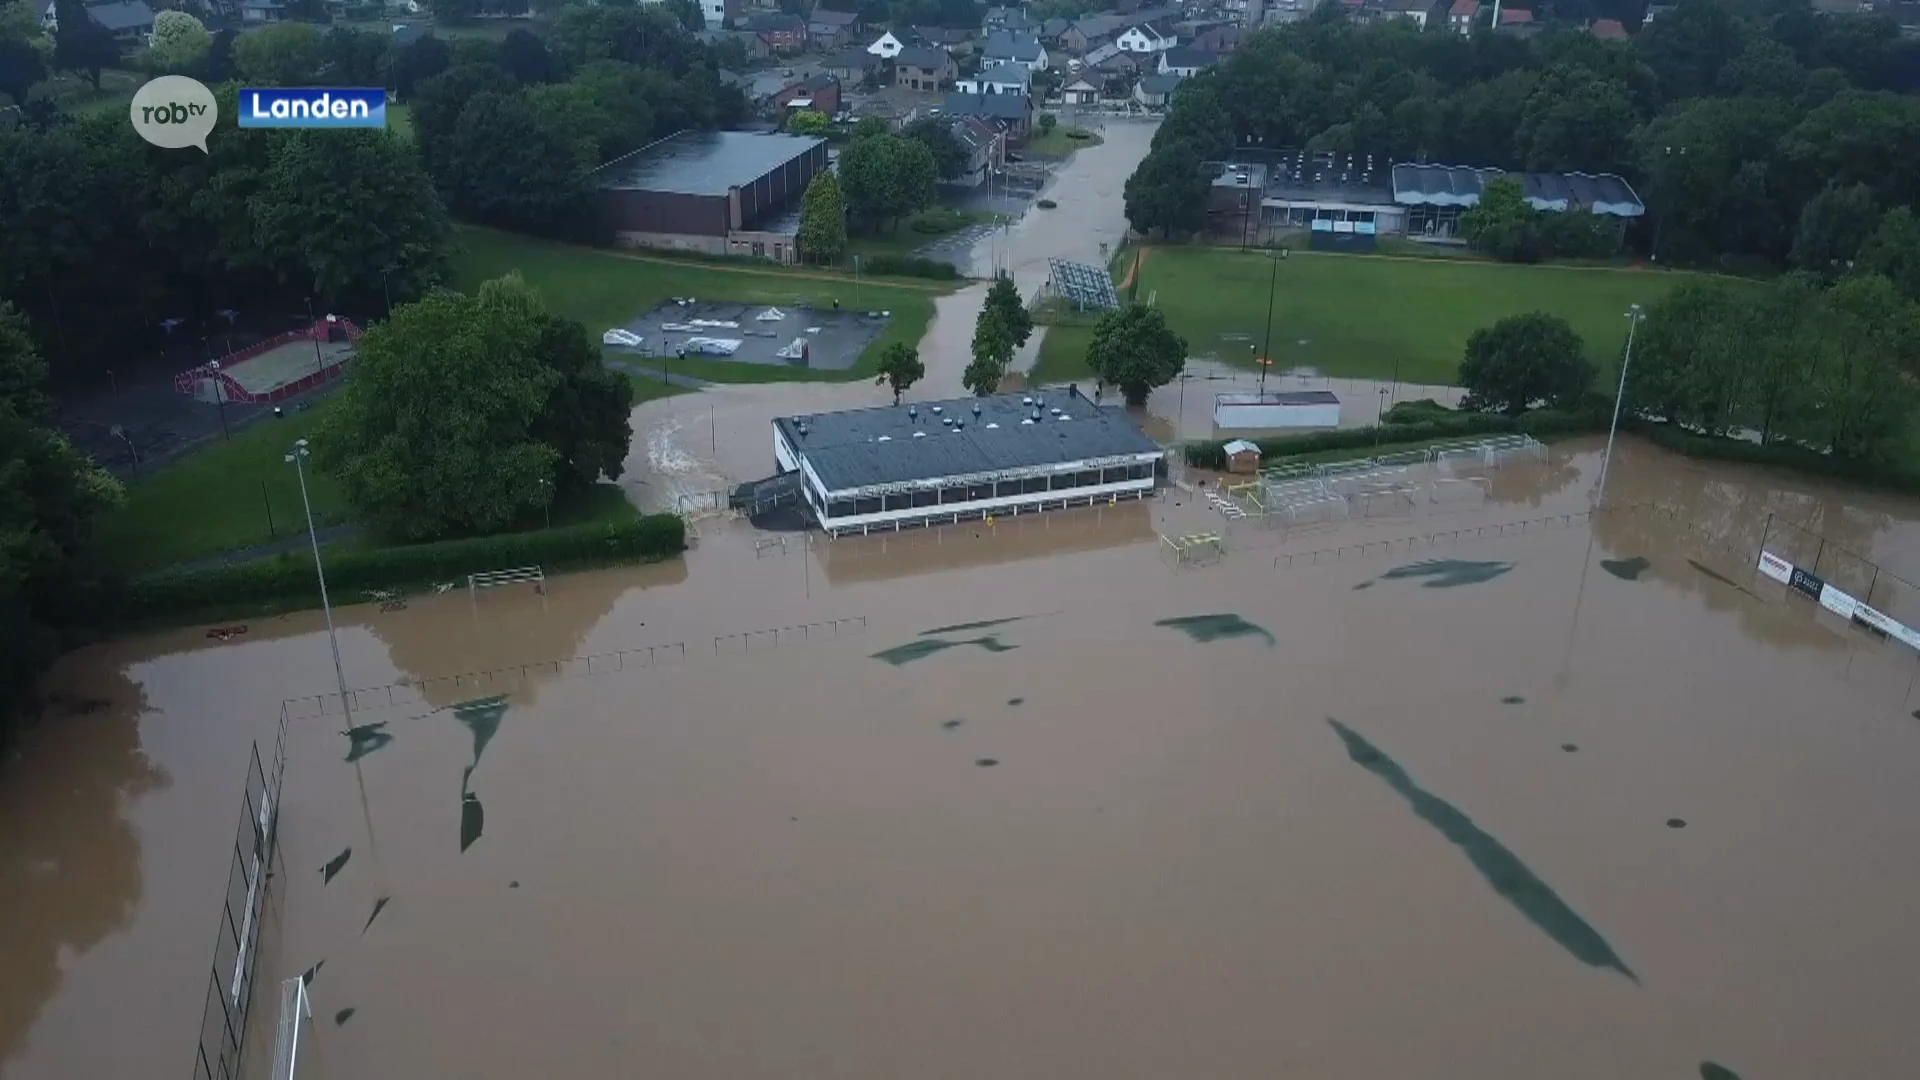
left=131, top=77, right=386, bottom=153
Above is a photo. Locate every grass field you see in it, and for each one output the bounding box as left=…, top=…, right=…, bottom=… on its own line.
left=1032, top=246, right=1730, bottom=387
left=94, top=403, right=349, bottom=573
left=449, top=226, right=949, bottom=382
left=1024, top=125, right=1103, bottom=157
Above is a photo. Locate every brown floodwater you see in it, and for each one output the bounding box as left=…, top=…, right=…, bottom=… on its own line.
left=7, top=436, right=1920, bottom=1080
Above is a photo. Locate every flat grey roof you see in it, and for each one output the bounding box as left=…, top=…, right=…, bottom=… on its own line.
left=595, top=131, right=824, bottom=196
left=777, top=391, right=1164, bottom=492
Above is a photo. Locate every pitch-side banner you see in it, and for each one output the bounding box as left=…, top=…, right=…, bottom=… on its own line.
left=1757, top=548, right=1920, bottom=654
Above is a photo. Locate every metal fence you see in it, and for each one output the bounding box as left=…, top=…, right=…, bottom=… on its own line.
left=281, top=642, right=690, bottom=720
left=714, top=616, right=867, bottom=655
left=1759, top=512, right=1920, bottom=633
left=1272, top=510, right=1595, bottom=568
left=191, top=710, right=289, bottom=1080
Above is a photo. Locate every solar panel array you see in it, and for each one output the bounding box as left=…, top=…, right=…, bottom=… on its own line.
left=1048, top=257, right=1121, bottom=310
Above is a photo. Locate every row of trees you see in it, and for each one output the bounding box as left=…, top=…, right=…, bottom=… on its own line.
left=965, top=275, right=1033, bottom=396
left=0, top=301, right=122, bottom=749
left=1126, top=0, right=1920, bottom=271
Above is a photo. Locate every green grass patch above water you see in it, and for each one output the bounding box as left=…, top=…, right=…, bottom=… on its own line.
left=1034, top=246, right=1731, bottom=387
left=1025, top=126, right=1103, bottom=157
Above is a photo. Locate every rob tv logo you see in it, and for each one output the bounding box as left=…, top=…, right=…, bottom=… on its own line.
left=239, top=87, right=387, bottom=129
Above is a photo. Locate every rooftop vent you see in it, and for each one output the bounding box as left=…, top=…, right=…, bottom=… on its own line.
left=1022, top=396, right=1033, bottom=405
left=796, top=421, right=809, bottom=437
left=954, top=419, right=965, bottom=430
left=1049, top=408, right=1062, bottom=417
left=913, top=431, right=927, bottom=438
left=972, top=403, right=982, bottom=416
left=908, top=405, right=917, bottom=418
left=877, top=435, right=892, bottom=442
left=941, top=416, right=953, bottom=426
left=1031, top=408, right=1042, bottom=422
left=985, top=422, right=1000, bottom=429
left=1021, top=418, right=1035, bottom=425
left=931, top=405, right=943, bottom=414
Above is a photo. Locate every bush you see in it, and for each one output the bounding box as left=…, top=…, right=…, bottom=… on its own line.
left=123, top=514, right=686, bottom=621
left=909, top=206, right=974, bottom=233
left=1382, top=398, right=1454, bottom=424
left=1625, top=419, right=1920, bottom=495
left=1182, top=408, right=1606, bottom=468
left=862, top=254, right=960, bottom=280
left=1037, top=199, right=1058, bottom=209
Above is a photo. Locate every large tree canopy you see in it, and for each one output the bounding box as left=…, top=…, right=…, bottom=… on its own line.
left=1458, top=312, right=1594, bottom=415
left=1086, top=304, right=1187, bottom=407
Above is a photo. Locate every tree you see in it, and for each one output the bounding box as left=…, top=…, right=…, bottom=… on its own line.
left=1790, top=182, right=1878, bottom=278
left=147, top=10, right=211, bottom=75
left=904, top=115, right=969, bottom=180
left=965, top=311, right=1013, bottom=396
left=1857, top=206, right=1920, bottom=302
left=874, top=341, right=924, bottom=404
left=1458, top=312, right=1593, bottom=415
left=52, top=0, right=120, bottom=89
left=319, top=26, right=390, bottom=86
left=500, top=281, right=635, bottom=495
left=0, top=36, right=44, bottom=107
left=498, top=28, right=552, bottom=83
left=795, top=172, right=848, bottom=264
left=1086, top=304, right=1186, bottom=407
left=250, top=130, right=450, bottom=311
left=233, top=20, right=324, bottom=86
left=392, top=32, right=451, bottom=98
left=283, top=0, right=330, bottom=22
left=317, top=284, right=563, bottom=540
left=662, top=0, right=706, bottom=31
left=1458, top=176, right=1542, bottom=262
left=982, top=273, right=1031, bottom=348
left=1123, top=144, right=1210, bottom=238
left=786, top=109, right=830, bottom=136
left=837, top=132, right=937, bottom=233
left=435, top=88, right=597, bottom=236
left=0, top=305, right=123, bottom=750
left=1038, top=111, right=1057, bottom=135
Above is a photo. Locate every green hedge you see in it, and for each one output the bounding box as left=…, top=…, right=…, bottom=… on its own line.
left=1183, top=408, right=1607, bottom=469
left=861, top=254, right=960, bottom=280
left=124, top=514, right=686, bottom=621
left=1626, top=419, right=1920, bottom=496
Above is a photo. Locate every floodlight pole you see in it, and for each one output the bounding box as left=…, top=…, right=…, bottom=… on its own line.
left=305, top=297, right=325, bottom=375
left=1595, top=303, right=1643, bottom=507
left=287, top=439, right=352, bottom=722
left=1258, top=250, right=1282, bottom=397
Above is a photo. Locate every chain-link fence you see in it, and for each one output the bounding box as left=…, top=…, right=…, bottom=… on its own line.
left=191, top=712, right=288, bottom=1080
left=1759, top=513, right=1920, bottom=637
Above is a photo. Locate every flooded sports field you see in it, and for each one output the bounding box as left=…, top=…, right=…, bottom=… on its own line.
left=6, top=436, right=1920, bottom=1080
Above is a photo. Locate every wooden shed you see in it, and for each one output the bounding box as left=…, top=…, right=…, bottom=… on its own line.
left=1223, top=439, right=1262, bottom=475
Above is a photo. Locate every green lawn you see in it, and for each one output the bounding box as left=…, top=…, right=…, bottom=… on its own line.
left=388, top=102, right=413, bottom=142
left=846, top=206, right=1001, bottom=262
left=1024, top=125, right=1103, bottom=157
left=1033, top=246, right=1733, bottom=387
left=95, top=401, right=349, bottom=574
left=449, top=225, right=947, bottom=382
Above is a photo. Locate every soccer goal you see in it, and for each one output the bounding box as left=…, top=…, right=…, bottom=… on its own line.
left=269, top=977, right=315, bottom=1080
left=1429, top=475, right=1492, bottom=507
left=1161, top=531, right=1226, bottom=566
left=467, top=565, right=546, bottom=601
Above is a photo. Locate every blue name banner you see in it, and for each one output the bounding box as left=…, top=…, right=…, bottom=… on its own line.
left=238, top=88, right=386, bottom=129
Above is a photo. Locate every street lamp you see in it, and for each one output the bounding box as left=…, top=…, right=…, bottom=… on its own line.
left=286, top=438, right=353, bottom=720
left=1257, top=248, right=1288, bottom=397
left=537, top=477, right=552, bottom=529
left=1595, top=304, right=1644, bottom=507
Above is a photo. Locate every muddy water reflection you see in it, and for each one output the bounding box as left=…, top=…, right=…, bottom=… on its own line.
left=11, top=438, right=1920, bottom=1080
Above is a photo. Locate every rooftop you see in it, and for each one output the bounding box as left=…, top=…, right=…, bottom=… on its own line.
left=943, top=91, right=1032, bottom=121
left=595, top=131, right=825, bottom=196
left=894, top=44, right=952, bottom=68
left=776, top=391, right=1164, bottom=493
left=1231, top=148, right=1394, bottom=206
left=1392, top=163, right=1646, bottom=217
left=85, top=0, right=154, bottom=29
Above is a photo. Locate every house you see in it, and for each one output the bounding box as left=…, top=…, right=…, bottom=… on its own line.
left=742, top=11, right=807, bottom=53
left=1447, top=0, right=1478, bottom=34
left=237, top=0, right=284, bottom=23
left=1497, top=7, right=1534, bottom=28
left=947, top=116, right=1008, bottom=187
left=1060, top=14, right=1126, bottom=53
left=1061, top=76, right=1101, bottom=105
left=808, top=7, right=860, bottom=43
left=1084, top=41, right=1123, bottom=67
left=773, top=72, right=841, bottom=116
left=1093, top=48, right=1141, bottom=80
left=1157, top=46, right=1217, bottom=76
left=1589, top=16, right=1629, bottom=39
left=981, top=31, right=1048, bottom=70
left=48, top=0, right=156, bottom=37
left=913, top=26, right=976, bottom=55
left=1380, top=0, right=1438, bottom=28
left=1116, top=24, right=1175, bottom=52
left=942, top=91, right=1034, bottom=138
left=1133, top=72, right=1182, bottom=108
left=893, top=45, right=955, bottom=92
left=821, top=47, right=881, bottom=84
left=698, top=28, right=773, bottom=60
left=867, top=30, right=906, bottom=57
left=701, top=0, right=743, bottom=30
left=956, top=61, right=1030, bottom=95
left=984, top=5, right=1035, bottom=33
left=1191, top=25, right=1249, bottom=53
left=1040, top=17, right=1072, bottom=44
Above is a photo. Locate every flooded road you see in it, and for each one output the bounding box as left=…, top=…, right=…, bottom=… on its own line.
left=8, top=437, right=1920, bottom=1080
